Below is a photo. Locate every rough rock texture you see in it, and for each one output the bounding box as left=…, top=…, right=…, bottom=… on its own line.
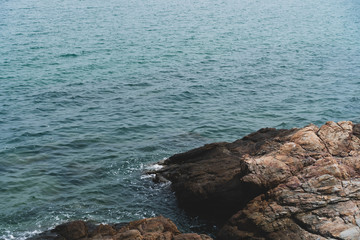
left=154, top=121, right=360, bottom=240
left=28, top=216, right=213, bottom=240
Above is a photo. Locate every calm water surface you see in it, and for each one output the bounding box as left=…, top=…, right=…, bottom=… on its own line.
left=1, top=0, right=360, bottom=238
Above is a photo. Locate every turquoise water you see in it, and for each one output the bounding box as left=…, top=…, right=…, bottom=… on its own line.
left=1, top=0, right=360, bottom=238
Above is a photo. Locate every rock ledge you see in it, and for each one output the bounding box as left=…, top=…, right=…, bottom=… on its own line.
left=154, top=121, right=360, bottom=240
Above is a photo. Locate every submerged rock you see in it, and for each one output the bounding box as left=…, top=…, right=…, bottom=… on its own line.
left=154, top=121, right=360, bottom=240
left=28, top=216, right=213, bottom=240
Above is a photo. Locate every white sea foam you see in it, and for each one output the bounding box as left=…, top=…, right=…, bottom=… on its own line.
left=141, top=160, right=167, bottom=180
left=145, top=163, right=164, bottom=171
left=140, top=173, right=156, bottom=179
left=1, top=230, right=42, bottom=240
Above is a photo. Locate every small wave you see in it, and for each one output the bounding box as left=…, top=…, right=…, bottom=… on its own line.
left=141, top=162, right=166, bottom=180
left=32, top=91, right=69, bottom=100
left=59, top=53, right=78, bottom=58
left=1, top=229, right=42, bottom=240
left=20, top=131, right=51, bottom=138
left=145, top=161, right=166, bottom=171
left=29, top=46, right=45, bottom=50
left=124, top=82, right=152, bottom=87
left=140, top=173, right=156, bottom=179
left=350, top=97, right=360, bottom=102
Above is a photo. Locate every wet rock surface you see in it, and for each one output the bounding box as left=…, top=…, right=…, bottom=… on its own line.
left=28, top=216, right=213, bottom=240
left=154, top=121, right=360, bottom=240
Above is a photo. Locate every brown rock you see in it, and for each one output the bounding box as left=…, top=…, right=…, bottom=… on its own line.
left=153, top=127, right=297, bottom=217
left=88, top=224, right=117, bottom=238
left=29, top=216, right=212, bottom=240
left=115, top=229, right=142, bottom=240
left=115, top=216, right=212, bottom=240
left=173, top=233, right=210, bottom=240
left=290, top=124, right=326, bottom=152
left=118, top=216, right=180, bottom=236
left=317, top=121, right=354, bottom=156
left=53, top=220, right=87, bottom=240
left=354, top=124, right=360, bottom=138
left=154, top=121, right=360, bottom=240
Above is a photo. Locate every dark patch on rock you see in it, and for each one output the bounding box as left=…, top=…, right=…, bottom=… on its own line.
left=353, top=123, right=360, bottom=138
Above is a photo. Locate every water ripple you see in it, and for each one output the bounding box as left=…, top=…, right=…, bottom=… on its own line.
left=1, top=0, right=360, bottom=238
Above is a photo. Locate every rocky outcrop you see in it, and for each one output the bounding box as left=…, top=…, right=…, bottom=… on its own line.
left=153, top=121, right=360, bottom=240
left=28, top=216, right=213, bottom=240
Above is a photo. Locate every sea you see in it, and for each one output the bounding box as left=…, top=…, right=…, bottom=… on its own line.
left=1, top=0, right=360, bottom=238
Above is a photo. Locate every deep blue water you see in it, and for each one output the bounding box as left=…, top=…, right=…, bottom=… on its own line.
left=1, top=0, right=360, bottom=238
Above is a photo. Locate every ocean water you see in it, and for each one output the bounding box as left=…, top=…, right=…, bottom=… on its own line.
left=1, top=0, right=360, bottom=238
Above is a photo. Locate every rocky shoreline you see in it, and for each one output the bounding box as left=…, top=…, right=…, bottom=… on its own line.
left=28, top=216, right=213, bottom=240
left=30, top=121, right=360, bottom=240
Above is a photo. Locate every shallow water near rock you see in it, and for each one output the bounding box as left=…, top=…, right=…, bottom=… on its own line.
left=1, top=0, right=360, bottom=239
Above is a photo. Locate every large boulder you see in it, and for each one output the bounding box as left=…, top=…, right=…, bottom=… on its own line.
left=154, top=121, right=360, bottom=240
left=28, top=216, right=213, bottom=240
